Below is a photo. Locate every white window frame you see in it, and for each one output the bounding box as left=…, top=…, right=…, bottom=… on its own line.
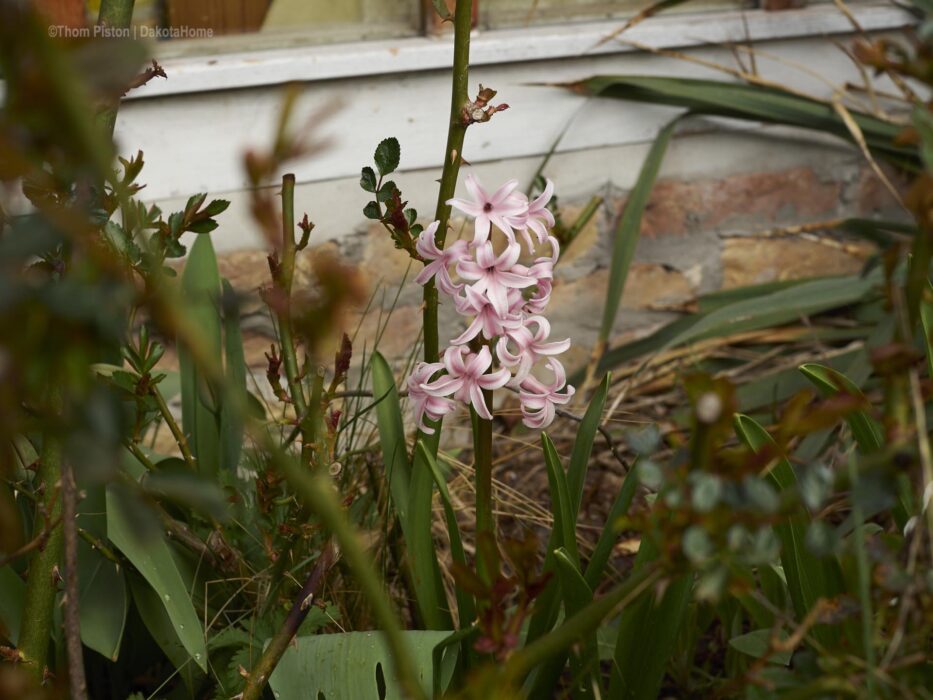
left=134, top=2, right=914, bottom=100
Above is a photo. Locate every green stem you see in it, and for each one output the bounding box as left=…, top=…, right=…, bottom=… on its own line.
left=18, top=431, right=65, bottom=680
left=96, top=0, right=136, bottom=138
left=241, top=542, right=338, bottom=700
left=501, top=564, right=661, bottom=687
left=151, top=387, right=197, bottom=470
left=281, top=462, right=428, bottom=700
left=424, top=0, right=473, bottom=363
left=277, top=175, right=310, bottom=423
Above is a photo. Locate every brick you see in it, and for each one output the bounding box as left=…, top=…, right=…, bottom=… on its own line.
left=638, top=166, right=842, bottom=237
left=721, top=237, right=874, bottom=289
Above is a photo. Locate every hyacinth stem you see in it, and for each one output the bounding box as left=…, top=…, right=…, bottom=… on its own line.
left=425, top=0, right=473, bottom=363
left=473, top=389, right=496, bottom=581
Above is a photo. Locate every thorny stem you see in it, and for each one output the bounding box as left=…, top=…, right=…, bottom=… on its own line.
left=240, top=542, right=339, bottom=700
left=501, top=564, right=661, bottom=686
left=425, top=0, right=473, bottom=363
left=151, top=386, right=197, bottom=470
left=96, top=0, right=137, bottom=138
left=277, top=174, right=316, bottom=465
left=62, top=461, right=88, bottom=700
left=280, top=464, right=428, bottom=700
left=18, top=428, right=65, bottom=681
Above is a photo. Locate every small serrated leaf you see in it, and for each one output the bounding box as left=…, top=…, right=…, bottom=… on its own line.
left=203, top=199, right=230, bottom=217
left=363, top=201, right=381, bottom=220
left=187, top=219, right=219, bottom=234
left=360, top=166, right=377, bottom=192
left=374, top=137, right=400, bottom=176
left=377, top=180, right=398, bottom=203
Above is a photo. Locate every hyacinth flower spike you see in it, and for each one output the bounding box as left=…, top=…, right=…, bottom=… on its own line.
left=456, top=241, right=535, bottom=317
left=420, top=345, right=510, bottom=420
left=447, top=174, right=527, bottom=246
left=511, top=179, right=555, bottom=252
left=497, top=315, right=571, bottom=382
left=518, top=359, right=576, bottom=430
left=407, top=361, right=455, bottom=434
left=414, top=221, right=469, bottom=295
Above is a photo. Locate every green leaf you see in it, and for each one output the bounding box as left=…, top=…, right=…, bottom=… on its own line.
left=77, top=539, right=128, bottom=661
left=363, top=201, right=382, bottom=220
left=128, top=573, right=205, bottom=690
left=543, top=433, right=578, bottom=565
left=374, top=137, right=401, bottom=176
left=371, top=352, right=411, bottom=525
left=733, top=414, right=844, bottom=650
left=567, top=374, right=610, bottom=516
left=610, top=559, right=691, bottom=700
left=584, top=462, right=640, bottom=589
left=921, top=281, right=933, bottom=379
left=552, top=549, right=599, bottom=700
left=179, top=234, right=223, bottom=478
left=592, top=271, right=881, bottom=378
left=360, top=166, right=377, bottom=192
left=220, top=279, right=247, bottom=473
left=186, top=218, right=218, bottom=234
left=599, top=116, right=681, bottom=347
left=203, top=199, right=230, bottom=217
left=573, top=75, right=916, bottom=169
left=75, top=480, right=127, bottom=661
left=107, top=474, right=207, bottom=671
left=0, top=566, right=25, bottom=645
left=729, top=629, right=792, bottom=666
left=798, top=363, right=883, bottom=453
left=408, top=442, right=453, bottom=630
left=377, top=180, right=398, bottom=203
left=417, top=441, right=475, bottom=624
left=268, top=631, right=451, bottom=699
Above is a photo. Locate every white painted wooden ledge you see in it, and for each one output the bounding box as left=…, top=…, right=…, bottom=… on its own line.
left=134, top=3, right=915, bottom=100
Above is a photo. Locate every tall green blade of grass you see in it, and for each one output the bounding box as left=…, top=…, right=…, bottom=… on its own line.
left=585, top=271, right=881, bottom=380
left=609, top=538, right=692, bottom=700
left=219, top=278, right=247, bottom=473
left=597, top=116, right=682, bottom=356
left=179, top=234, right=223, bottom=477
left=584, top=462, right=640, bottom=589
left=799, top=363, right=911, bottom=529
left=371, top=352, right=449, bottom=629
left=567, top=374, right=610, bottom=515
left=734, top=414, right=844, bottom=649
left=417, top=441, right=475, bottom=625
left=371, top=352, right=411, bottom=522
left=569, top=75, right=916, bottom=168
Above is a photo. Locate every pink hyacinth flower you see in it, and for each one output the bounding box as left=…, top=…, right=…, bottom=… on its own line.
left=511, top=180, right=556, bottom=252
left=414, top=221, right=469, bottom=296
left=518, top=359, right=576, bottom=430
left=447, top=174, right=528, bottom=246
left=450, top=285, right=524, bottom=345
left=456, top=241, right=535, bottom=318
left=497, top=315, right=571, bottom=382
left=421, top=345, right=510, bottom=420
left=407, top=362, right=455, bottom=434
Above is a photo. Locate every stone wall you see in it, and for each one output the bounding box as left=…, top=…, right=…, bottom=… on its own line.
left=175, top=130, right=900, bottom=384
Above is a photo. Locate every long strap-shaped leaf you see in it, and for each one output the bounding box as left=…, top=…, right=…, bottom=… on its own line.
left=799, top=363, right=911, bottom=530
left=733, top=413, right=845, bottom=650
left=599, top=116, right=682, bottom=348
left=571, top=75, right=916, bottom=168
left=371, top=353, right=450, bottom=630
left=179, top=234, right=222, bottom=477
